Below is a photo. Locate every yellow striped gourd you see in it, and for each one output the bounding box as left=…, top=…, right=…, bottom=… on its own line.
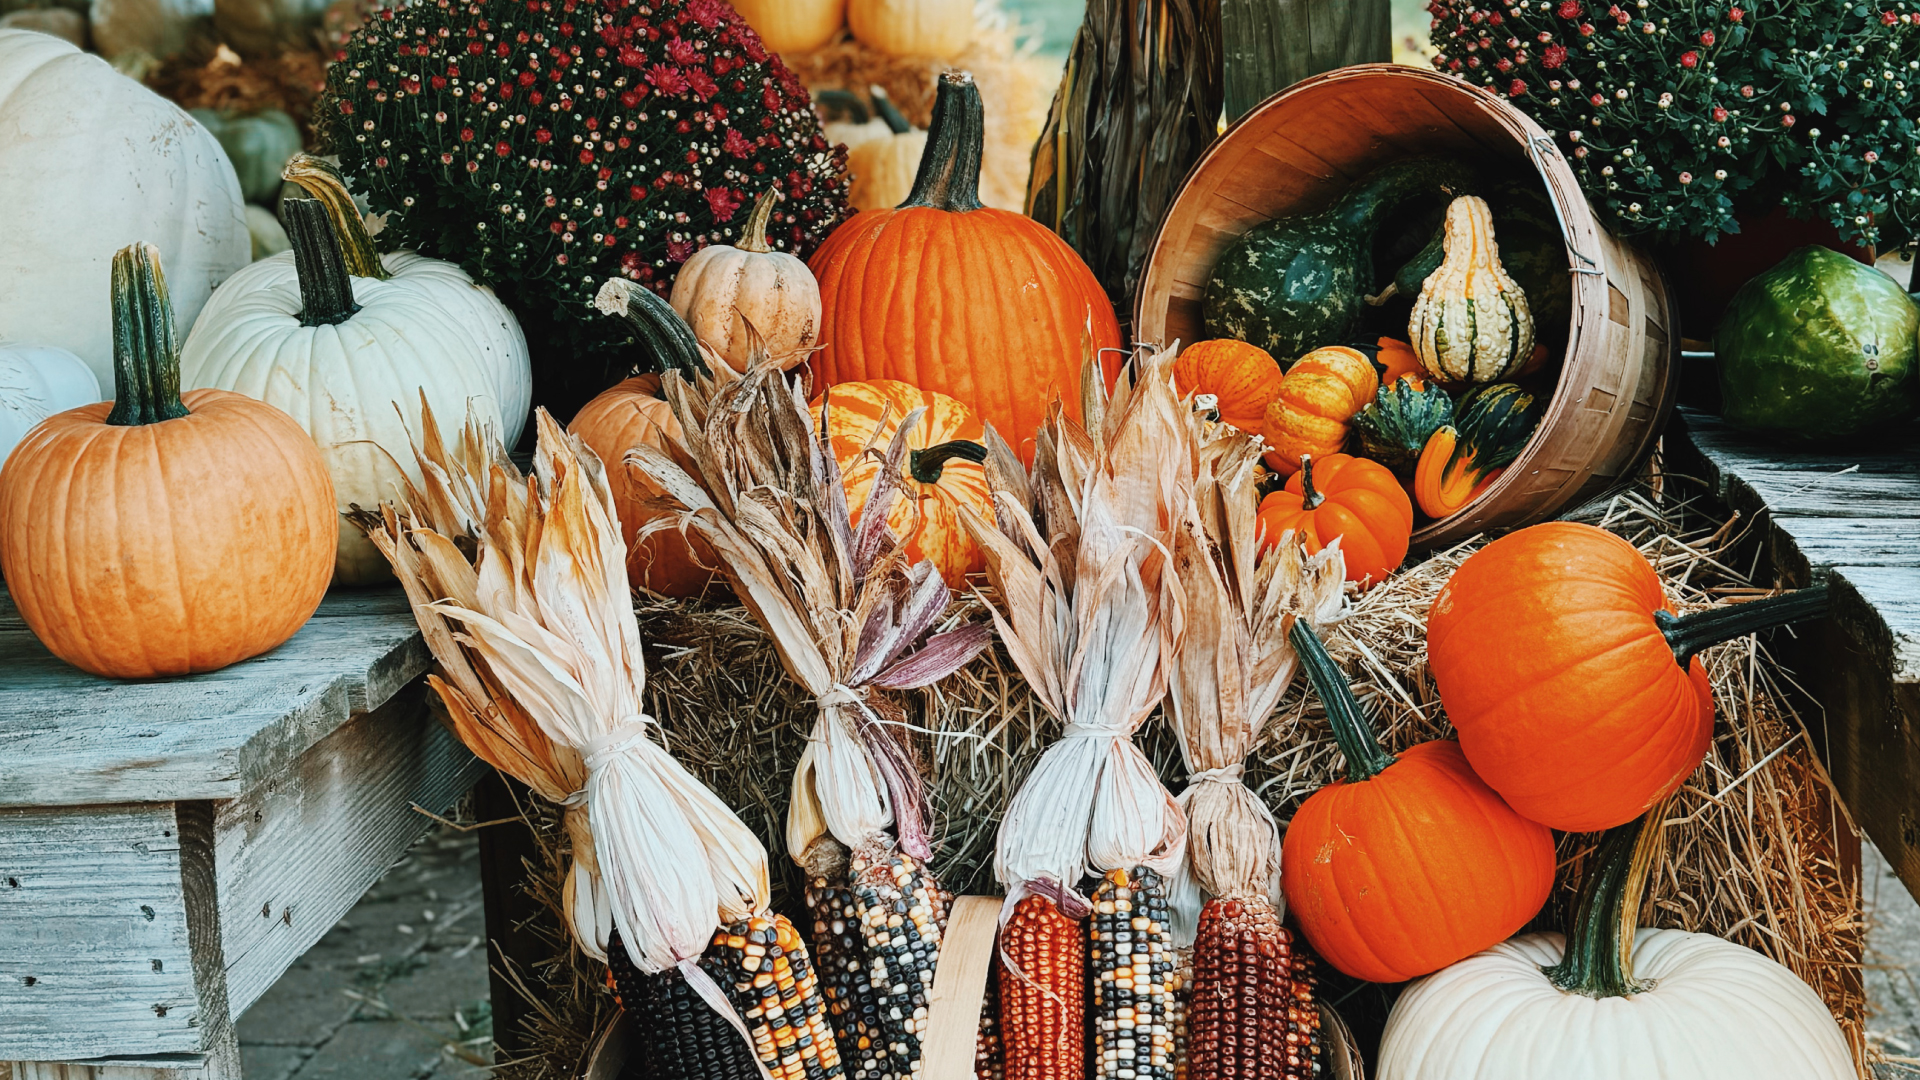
left=1409, top=196, right=1535, bottom=384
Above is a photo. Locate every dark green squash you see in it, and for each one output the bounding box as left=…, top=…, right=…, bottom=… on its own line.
left=1452, top=383, right=1542, bottom=474
left=1353, top=376, right=1453, bottom=473
left=1387, top=177, right=1571, bottom=349
left=1202, top=158, right=1474, bottom=361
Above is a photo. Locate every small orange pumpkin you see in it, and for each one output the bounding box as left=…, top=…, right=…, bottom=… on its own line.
left=1172, top=339, right=1284, bottom=432
left=1262, top=345, right=1379, bottom=474
left=1413, top=425, right=1500, bottom=519
left=1281, top=620, right=1555, bottom=983
left=816, top=379, right=992, bottom=588
left=0, top=243, right=336, bottom=679
left=1257, top=453, right=1411, bottom=588
left=570, top=374, right=720, bottom=597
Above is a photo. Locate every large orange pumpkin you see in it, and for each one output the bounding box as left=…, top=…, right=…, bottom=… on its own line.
left=1256, top=453, right=1410, bottom=588
left=806, top=71, right=1121, bottom=463
left=1427, top=522, right=1829, bottom=832
left=1172, top=339, right=1284, bottom=432
left=815, top=379, right=991, bottom=588
left=1262, top=345, right=1379, bottom=474
left=0, top=243, right=335, bottom=679
left=1281, top=621, right=1554, bottom=984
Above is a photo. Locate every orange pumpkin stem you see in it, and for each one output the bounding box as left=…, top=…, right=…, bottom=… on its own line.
left=739, top=188, right=778, bottom=254
left=1297, top=454, right=1326, bottom=511
left=284, top=197, right=361, bottom=329
left=908, top=439, right=988, bottom=484
left=1652, top=584, right=1831, bottom=668
left=1543, top=808, right=1664, bottom=999
left=900, top=72, right=984, bottom=213
left=105, top=243, right=191, bottom=427
left=1291, top=619, right=1395, bottom=782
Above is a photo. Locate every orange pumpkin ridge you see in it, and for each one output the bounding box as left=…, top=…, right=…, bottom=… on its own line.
left=570, top=374, right=720, bottom=598
left=1261, top=345, right=1379, bottom=475
left=1279, top=620, right=1554, bottom=984
left=816, top=379, right=992, bottom=588
left=1257, top=453, right=1411, bottom=588
left=1171, top=339, right=1283, bottom=432
left=1427, top=522, right=1830, bottom=832
left=807, top=71, right=1121, bottom=464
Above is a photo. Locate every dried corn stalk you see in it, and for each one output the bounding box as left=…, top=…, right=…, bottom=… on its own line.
left=619, top=302, right=990, bottom=1078
left=364, top=403, right=787, bottom=1073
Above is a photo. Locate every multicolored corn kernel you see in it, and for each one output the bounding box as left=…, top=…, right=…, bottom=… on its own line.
left=851, top=844, right=944, bottom=1079
left=1186, top=893, right=1319, bottom=1080
left=975, top=956, right=1005, bottom=1080
left=704, top=914, right=847, bottom=1080
left=606, top=929, right=761, bottom=1080
left=807, top=869, right=899, bottom=1080
left=998, top=894, right=1086, bottom=1080
left=1088, top=867, right=1173, bottom=1080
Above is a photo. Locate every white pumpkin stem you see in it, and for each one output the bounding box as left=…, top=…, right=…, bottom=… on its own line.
left=283, top=198, right=362, bottom=328
left=1544, top=805, right=1665, bottom=998
left=105, top=243, right=191, bottom=427
left=282, top=153, right=392, bottom=281
left=739, top=189, right=778, bottom=254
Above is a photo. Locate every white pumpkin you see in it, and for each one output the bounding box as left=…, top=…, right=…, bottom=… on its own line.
left=0, top=342, right=101, bottom=465
left=0, top=30, right=249, bottom=390
left=280, top=154, right=532, bottom=446
left=669, top=189, right=821, bottom=372
left=1379, top=815, right=1855, bottom=1080
left=180, top=199, right=513, bottom=584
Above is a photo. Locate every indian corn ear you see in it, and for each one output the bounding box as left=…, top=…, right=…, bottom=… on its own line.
left=999, top=895, right=1086, bottom=1080
left=807, top=866, right=899, bottom=1080
left=1169, top=948, right=1192, bottom=1080
left=852, top=845, right=944, bottom=1078
left=705, top=914, right=847, bottom=1080
left=975, top=955, right=1005, bottom=1080
left=605, top=931, right=763, bottom=1080
left=1187, top=894, right=1320, bottom=1080
left=1089, top=867, right=1174, bottom=1080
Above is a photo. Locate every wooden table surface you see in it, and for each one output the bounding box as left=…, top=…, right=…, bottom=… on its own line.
left=1671, top=409, right=1920, bottom=897
left=0, top=587, right=479, bottom=1079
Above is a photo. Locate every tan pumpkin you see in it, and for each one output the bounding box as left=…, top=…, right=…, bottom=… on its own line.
left=1409, top=196, right=1536, bottom=383
left=1172, top=338, right=1284, bottom=432
left=0, top=244, right=335, bottom=679
left=669, top=189, right=821, bottom=372
left=1261, top=345, right=1379, bottom=474
left=847, top=0, right=973, bottom=58
left=570, top=374, right=721, bottom=597
left=729, top=0, right=845, bottom=54
left=844, top=89, right=927, bottom=212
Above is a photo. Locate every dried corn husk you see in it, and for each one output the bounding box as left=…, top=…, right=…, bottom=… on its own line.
left=962, top=345, right=1193, bottom=904
left=614, top=293, right=990, bottom=871
left=364, top=404, right=771, bottom=1011
left=1165, top=415, right=1346, bottom=928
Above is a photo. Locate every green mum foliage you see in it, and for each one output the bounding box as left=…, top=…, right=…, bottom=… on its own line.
left=318, top=0, right=850, bottom=416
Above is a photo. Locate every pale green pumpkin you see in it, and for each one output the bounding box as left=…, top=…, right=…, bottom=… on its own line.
left=190, top=107, right=303, bottom=204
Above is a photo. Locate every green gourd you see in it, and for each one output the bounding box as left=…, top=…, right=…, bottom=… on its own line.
left=1353, top=376, right=1454, bottom=474
left=1202, top=158, right=1474, bottom=361
left=1452, top=383, right=1542, bottom=474
left=190, top=107, right=303, bottom=204
left=1387, top=177, right=1571, bottom=344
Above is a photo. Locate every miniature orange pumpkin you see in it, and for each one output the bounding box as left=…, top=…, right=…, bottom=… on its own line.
left=0, top=243, right=335, bottom=679
left=570, top=374, right=720, bottom=597
left=1262, top=345, right=1379, bottom=474
left=1172, top=339, right=1284, bottom=432
left=1257, top=453, right=1411, bottom=588
left=816, top=379, right=992, bottom=588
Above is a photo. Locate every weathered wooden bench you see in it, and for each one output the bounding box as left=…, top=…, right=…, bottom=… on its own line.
left=1670, top=409, right=1920, bottom=896
left=0, top=588, right=481, bottom=1080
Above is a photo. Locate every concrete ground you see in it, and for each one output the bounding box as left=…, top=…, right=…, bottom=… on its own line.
left=233, top=827, right=493, bottom=1080
left=1869, top=842, right=1920, bottom=1077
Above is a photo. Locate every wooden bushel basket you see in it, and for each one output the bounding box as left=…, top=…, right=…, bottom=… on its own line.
left=1135, top=64, right=1679, bottom=547
left=582, top=895, right=1368, bottom=1079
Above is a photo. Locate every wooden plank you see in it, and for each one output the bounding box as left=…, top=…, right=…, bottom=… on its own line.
left=0, top=805, right=203, bottom=1060
left=0, top=590, right=429, bottom=808
left=1221, top=0, right=1390, bottom=121
left=215, top=685, right=484, bottom=1018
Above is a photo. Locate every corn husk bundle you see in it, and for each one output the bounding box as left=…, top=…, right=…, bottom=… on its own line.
left=365, top=404, right=848, bottom=1080
left=616, top=295, right=990, bottom=1079
left=960, top=347, right=1193, bottom=1080
left=1163, top=415, right=1346, bottom=1080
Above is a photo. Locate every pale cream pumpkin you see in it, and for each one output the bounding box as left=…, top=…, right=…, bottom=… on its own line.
left=1409, top=195, right=1535, bottom=383
left=730, top=0, right=844, bottom=54
left=669, top=189, right=821, bottom=372
left=847, top=0, right=972, bottom=58
left=845, top=124, right=926, bottom=212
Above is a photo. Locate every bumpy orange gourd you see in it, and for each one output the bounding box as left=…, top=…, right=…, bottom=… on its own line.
left=816, top=379, right=991, bottom=588
left=1172, top=339, right=1284, bottom=432
left=0, top=243, right=335, bottom=679
left=1281, top=621, right=1554, bottom=985
left=1261, top=345, right=1379, bottom=474
left=1428, top=522, right=1829, bottom=832
left=808, top=72, right=1120, bottom=464
left=1257, top=454, right=1410, bottom=588
left=570, top=374, right=719, bottom=597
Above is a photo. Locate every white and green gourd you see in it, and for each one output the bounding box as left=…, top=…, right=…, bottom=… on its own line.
left=180, top=186, right=528, bottom=584
left=1408, top=195, right=1535, bottom=384
left=0, top=341, right=101, bottom=465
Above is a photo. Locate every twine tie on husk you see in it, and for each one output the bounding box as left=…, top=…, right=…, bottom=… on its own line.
left=1189, top=764, right=1246, bottom=785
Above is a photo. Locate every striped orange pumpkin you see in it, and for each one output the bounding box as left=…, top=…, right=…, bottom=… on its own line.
left=815, top=379, right=992, bottom=587
left=1172, top=339, right=1285, bottom=432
